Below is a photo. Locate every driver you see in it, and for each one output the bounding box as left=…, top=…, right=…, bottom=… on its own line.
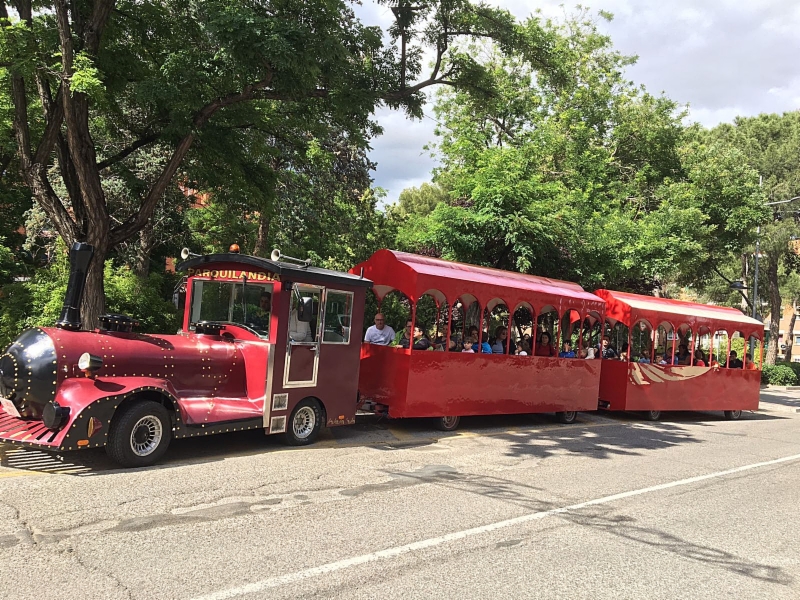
left=250, top=291, right=271, bottom=332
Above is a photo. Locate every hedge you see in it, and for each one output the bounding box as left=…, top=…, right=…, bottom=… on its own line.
left=761, top=364, right=798, bottom=386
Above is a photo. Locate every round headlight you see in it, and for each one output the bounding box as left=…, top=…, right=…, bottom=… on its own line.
left=78, top=352, right=103, bottom=373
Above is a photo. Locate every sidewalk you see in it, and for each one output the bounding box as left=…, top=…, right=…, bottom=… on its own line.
left=759, top=386, right=800, bottom=413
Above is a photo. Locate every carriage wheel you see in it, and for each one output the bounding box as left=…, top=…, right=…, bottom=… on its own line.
left=556, top=411, right=577, bottom=424
left=284, top=399, right=323, bottom=446
left=724, top=410, right=742, bottom=420
left=436, top=416, right=461, bottom=431
left=644, top=410, right=661, bottom=421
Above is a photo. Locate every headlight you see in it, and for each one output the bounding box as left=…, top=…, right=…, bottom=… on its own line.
left=78, top=352, right=103, bottom=373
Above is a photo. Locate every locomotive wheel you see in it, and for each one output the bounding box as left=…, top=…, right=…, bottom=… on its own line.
left=644, top=410, right=661, bottom=421
left=284, top=399, right=323, bottom=446
left=556, top=411, right=577, bottom=424
left=724, top=410, right=742, bottom=420
left=436, top=416, right=461, bottom=431
left=106, top=401, right=172, bottom=468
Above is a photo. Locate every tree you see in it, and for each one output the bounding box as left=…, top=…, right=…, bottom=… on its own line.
left=399, top=12, right=766, bottom=292
left=707, top=111, right=800, bottom=363
left=1, top=0, right=556, bottom=328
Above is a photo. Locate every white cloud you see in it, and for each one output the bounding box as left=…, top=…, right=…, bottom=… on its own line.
left=361, top=0, right=800, bottom=199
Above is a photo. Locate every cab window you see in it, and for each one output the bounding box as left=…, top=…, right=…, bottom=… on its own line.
left=190, top=279, right=273, bottom=339
left=323, top=290, right=354, bottom=343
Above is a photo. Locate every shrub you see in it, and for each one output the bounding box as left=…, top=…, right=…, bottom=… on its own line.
left=780, top=361, right=800, bottom=379
left=761, top=364, right=798, bottom=386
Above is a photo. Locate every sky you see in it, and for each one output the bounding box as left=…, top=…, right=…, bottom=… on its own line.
left=357, top=0, right=800, bottom=204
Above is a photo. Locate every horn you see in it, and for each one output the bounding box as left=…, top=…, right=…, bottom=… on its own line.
left=180, top=248, right=200, bottom=260
left=270, top=248, right=312, bottom=267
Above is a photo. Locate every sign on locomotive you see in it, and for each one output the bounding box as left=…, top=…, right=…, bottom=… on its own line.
left=0, top=244, right=762, bottom=467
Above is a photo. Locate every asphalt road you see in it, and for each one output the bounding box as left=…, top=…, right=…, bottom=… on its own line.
left=0, top=396, right=799, bottom=600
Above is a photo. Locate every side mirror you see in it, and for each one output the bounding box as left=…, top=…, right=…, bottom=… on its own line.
left=297, top=297, right=315, bottom=322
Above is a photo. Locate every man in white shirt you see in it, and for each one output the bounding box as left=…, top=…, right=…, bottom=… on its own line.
left=364, top=313, right=395, bottom=345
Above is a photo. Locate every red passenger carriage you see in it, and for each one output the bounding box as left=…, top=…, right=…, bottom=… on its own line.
left=352, top=250, right=606, bottom=429
left=595, top=290, right=763, bottom=420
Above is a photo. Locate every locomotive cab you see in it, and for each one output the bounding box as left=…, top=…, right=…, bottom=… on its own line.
left=0, top=244, right=370, bottom=467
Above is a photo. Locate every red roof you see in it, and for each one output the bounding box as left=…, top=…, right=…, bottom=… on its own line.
left=595, top=289, right=763, bottom=338
left=352, top=250, right=604, bottom=315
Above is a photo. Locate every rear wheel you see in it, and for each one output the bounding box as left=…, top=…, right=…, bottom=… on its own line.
left=106, top=401, right=172, bottom=468
left=284, top=399, right=323, bottom=446
left=436, top=416, right=461, bottom=431
left=556, top=411, right=578, bottom=424
left=724, top=410, right=742, bottom=420
left=644, top=410, right=661, bottom=421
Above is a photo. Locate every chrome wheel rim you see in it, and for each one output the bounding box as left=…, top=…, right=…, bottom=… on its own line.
left=564, top=411, right=576, bottom=421
left=649, top=411, right=660, bottom=420
left=130, top=415, right=163, bottom=457
left=730, top=410, right=742, bottom=419
left=293, top=406, right=316, bottom=439
left=441, top=416, right=458, bottom=429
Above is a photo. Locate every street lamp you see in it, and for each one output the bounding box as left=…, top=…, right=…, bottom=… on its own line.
left=750, top=196, right=800, bottom=321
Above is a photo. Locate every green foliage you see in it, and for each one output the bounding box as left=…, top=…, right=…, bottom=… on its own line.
left=761, top=364, right=797, bottom=386
left=779, top=361, right=800, bottom=379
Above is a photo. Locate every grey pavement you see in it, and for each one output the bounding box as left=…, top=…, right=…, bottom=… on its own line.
left=0, top=395, right=798, bottom=600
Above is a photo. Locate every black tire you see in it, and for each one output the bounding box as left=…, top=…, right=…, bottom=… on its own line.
left=436, top=416, right=461, bottom=431
left=556, top=411, right=578, bottom=424
left=106, top=400, right=172, bottom=468
left=284, top=398, right=323, bottom=446
left=724, top=410, right=742, bottom=420
left=644, top=410, right=661, bottom=421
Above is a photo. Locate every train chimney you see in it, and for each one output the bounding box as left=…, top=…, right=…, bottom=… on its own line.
left=56, top=242, right=95, bottom=330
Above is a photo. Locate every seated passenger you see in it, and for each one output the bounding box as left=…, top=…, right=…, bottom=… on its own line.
left=599, top=337, right=618, bottom=360
left=638, top=355, right=651, bottom=363
left=289, top=302, right=313, bottom=342
left=250, top=291, right=272, bottom=333
left=469, top=331, right=492, bottom=354
left=745, top=352, right=758, bottom=370
left=400, top=325, right=431, bottom=350
left=728, top=351, right=744, bottom=369
left=655, top=353, right=668, bottom=365
left=584, top=347, right=596, bottom=359
left=558, top=341, right=576, bottom=358
left=535, top=332, right=556, bottom=357
left=693, top=349, right=706, bottom=366
left=393, top=320, right=413, bottom=346
left=675, top=344, right=691, bottom=365
left=515, top=340, right=528, bottom=355
left=619, top=351, right=628, bottom=362
left=364, top=313, right=395, bottom=345
left=491, top=326, right=508, bottom=354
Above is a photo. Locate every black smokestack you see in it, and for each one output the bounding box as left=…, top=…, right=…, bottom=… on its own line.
left=56, top=242, right=94, bottom=330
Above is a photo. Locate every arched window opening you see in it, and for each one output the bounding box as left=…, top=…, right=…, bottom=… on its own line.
left=694, top=327, right=711, bottom=366
left=603, top=319, right=629, bottom=361
left=728, top=331, right=746, bottom=368
left=536, top=306, right=559, bottom=357
left=559, top=309, right=581, bottom=357
left=382, top=290, right=413, bottom=347
left=452, top=295, right=484, bottom=352
left=581, top=312, right=602, bottom=359
left=484, top=299, right=510, bottom=354
left=746, top=335, right=763, bottom=370
left=675, top=324, right=693, bottom=365
left=631, top=320, right=654, bottom=363
left=655, top=322, right=675, bottom=365
left=511, top=303, right=534, bottom=356
left=415, top=291, right=449, bottom=351
left=712, top=330, right=729, bottom=367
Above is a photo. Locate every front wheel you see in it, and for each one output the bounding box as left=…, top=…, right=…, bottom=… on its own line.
left=724, top=410, right=742, bottom=420
left=106, top=401, right=172, bottom=468
left=436, top=416, right=461, bottom=431
left=556, top=411, right=578, bottom=424
left=284, top=399, right=323, bottom=446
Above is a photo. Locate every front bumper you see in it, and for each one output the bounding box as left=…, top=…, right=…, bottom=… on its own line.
left=0, top=410, right=63, bottom=448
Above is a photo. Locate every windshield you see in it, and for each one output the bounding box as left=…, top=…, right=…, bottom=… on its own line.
left=190, top=279, right=273, bottom=339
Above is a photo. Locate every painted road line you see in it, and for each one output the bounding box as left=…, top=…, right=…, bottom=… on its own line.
left=0, top=470, right=47, bottom=479
left=189, top=451, right=800, bottom=600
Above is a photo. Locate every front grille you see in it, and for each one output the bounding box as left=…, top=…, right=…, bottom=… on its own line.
left=0, top=411, right=61, bottom=445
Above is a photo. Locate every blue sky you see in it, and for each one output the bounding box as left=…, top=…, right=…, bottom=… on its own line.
left=357, top=1, right=800, bottom=204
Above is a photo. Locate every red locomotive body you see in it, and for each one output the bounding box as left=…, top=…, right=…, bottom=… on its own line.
left=0, top=243, right=370, bottom=466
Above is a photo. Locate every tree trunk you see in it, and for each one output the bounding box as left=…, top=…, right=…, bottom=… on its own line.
left=81, top=242, right=107, bottom=330
left=785, top=311, right=796, bottom=363
left=253, top=208, right=271, bottom=257
left=134, top=223, right=155, bottom=278
left=766, top=257, right=781, bottom=365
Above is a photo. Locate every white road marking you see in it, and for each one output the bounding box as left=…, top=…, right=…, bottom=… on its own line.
left=190, top=452, right=800, bottom=600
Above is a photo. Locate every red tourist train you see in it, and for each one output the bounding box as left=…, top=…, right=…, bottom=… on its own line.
left=0, top=244, right=763, bottom=467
